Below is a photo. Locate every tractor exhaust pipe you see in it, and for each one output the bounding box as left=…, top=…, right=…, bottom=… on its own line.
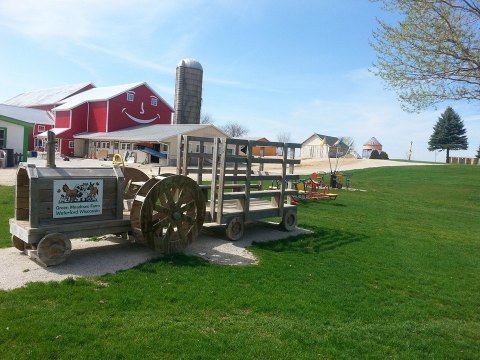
left=46, top=130, right=56, bottom=168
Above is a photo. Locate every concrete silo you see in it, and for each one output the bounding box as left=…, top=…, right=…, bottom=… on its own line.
left=173, top=58, right=203, bottom=124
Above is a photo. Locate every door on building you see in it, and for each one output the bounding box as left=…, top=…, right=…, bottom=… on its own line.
left=151, top=143, right=160, bottom=163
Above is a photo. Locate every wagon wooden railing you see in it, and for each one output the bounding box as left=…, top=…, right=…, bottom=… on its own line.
left=177, top=135, right=301, bottom=240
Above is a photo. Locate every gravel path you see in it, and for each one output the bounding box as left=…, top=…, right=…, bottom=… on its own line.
left=0, top=223, right=310, bottom=290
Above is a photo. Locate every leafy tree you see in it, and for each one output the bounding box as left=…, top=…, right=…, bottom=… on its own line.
left=371, top=0, right=480, bottom=111
left=380, top=151, right=389, bottom=160
left=370, top=150, right=380, bottom=159
left=221, top=122, right=249, bottom=138
left=428, top=107, right=468, bottom=162
left=476, top=144, right=480, bottom=159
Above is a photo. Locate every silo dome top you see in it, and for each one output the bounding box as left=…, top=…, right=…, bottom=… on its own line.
left=177, top=58, right=203, bottom=70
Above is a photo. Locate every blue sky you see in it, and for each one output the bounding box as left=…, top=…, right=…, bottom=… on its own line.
left=0, top=0, right=478, bottom=161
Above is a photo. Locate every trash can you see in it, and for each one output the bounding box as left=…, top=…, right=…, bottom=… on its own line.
left=0, top=148, right=14, bottom=167
left=0, top=150, right=5, bottom=169
left=336, top=173, right=343, bottom=188
left=330, top=173, right=337, bottom=189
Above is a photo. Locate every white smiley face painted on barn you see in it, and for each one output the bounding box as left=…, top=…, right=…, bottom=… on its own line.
left=122, top=102, right=160, bottom=124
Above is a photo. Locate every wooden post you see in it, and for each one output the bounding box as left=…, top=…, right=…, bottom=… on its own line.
left=46, top=131, right=56, bottom=168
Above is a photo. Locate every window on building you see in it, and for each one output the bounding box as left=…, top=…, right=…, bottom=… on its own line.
left=226, top=148, right=234, bottom=155
left=113, top=142, right=119, bottom=150
left=101, top=142, right=110, bottom=149
left=120, top=143, right=132, bottom=150
left=162, top=144, right=168, bottom=152
left=195, top=144, right=200, bottom=153
left=150, top=97, right=158, bottom=106
left=69, top=141, right=74, bottom=148
left=127, top=91, right=135, bottom=102
left=37, top=125, right=45, bottom=133
left=0, top=128, right=6, bottom=148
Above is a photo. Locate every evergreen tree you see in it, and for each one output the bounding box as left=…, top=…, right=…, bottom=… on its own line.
left=428, top=107, right=468, bottom=163
left=380, top=151, right=389, bottom=160
left=476, top=145, right=480, bottom=159
left=370, top=150, right=380, bottom=159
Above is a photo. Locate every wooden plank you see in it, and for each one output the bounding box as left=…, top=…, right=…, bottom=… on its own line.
left=216, top=138, right=227, bottom=223
left=224, top=174, right=299, bottom=182
left=222, top=189, right=297, bottom=200
left=244, top=142, right=253, bottom=221
left=10, top=216, right=131, bottom=244
left=30, top=178, right=39, bottom=227
left=182, top=135, right=189, bottom=176
left=224, top=155, right=248, bottom=163
left=183, top=135, right=216, bottom=143
left=112, top=166, right=124, bottom=219
left=225, top=138, right=249, bottom=146
left=209, top=138, right=219, bottom=221
left=185, top=153, right=213, bottom=159
left=176, top=134, right=183, bottom=175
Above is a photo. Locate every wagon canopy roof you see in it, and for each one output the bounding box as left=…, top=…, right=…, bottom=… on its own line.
left=73, top=124, right=228, bottom=142
left=53, top=82, right=173, bottom=112
left=3, top=82, right=93, bottom=107
left=0, top=104, right=54, bottom=125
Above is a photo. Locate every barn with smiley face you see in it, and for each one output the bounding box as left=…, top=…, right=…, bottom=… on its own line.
left=51, top=82, right=173, bottom=156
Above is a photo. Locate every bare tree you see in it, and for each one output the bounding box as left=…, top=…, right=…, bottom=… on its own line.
left=200, top=113, right=214, bottom=124
left=339, top=136, right=355, bottom=149
left=277, top=132, right=291, bottom=143
left=221, top=122, right=249, bottom=138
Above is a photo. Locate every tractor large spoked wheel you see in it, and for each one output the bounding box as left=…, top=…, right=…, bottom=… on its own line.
left=140, top=175, right=205, bottom=254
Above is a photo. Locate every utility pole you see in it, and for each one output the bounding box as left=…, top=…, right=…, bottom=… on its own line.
left=407, top=141, right=413, bottom=161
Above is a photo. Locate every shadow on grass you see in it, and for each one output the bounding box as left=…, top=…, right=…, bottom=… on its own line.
left=142, top=254, right=209, bottom=268
left=253, top=226, right=367, bottom=254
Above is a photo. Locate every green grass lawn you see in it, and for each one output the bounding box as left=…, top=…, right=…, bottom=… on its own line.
left=0, top=165, right=479, bottom=359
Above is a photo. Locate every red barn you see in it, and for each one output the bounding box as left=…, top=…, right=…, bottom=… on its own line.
left=47, top=82, right=173, bottom=156
left=3, top=82, right=94, bottom=151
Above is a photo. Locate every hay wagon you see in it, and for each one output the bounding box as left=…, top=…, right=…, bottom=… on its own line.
left=176, top=135, right=301, bottom=240
left=9, top=132, right=300, bottom=266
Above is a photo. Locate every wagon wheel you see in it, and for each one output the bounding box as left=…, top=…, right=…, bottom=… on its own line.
left=280, top=209, right=297, bottom=231
left=122, top=167, right=150, bottom=199
left=226, top=216, right=244, bottom=241
left=139, top=175, right=205, bottom=254
left=11, top=235, right=25, bottom=251
left=37, top=233, right=72, bottom=266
